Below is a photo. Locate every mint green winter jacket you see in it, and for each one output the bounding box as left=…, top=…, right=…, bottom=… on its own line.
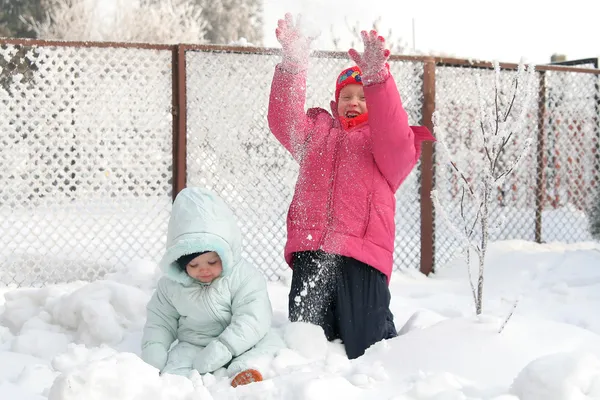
left=141, top=187, right=273, bottom=376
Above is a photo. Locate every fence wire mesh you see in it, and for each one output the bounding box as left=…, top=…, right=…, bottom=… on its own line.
left=433, top=65, right=541, bottom=267
left=185, top=50, right=425, bottom=280
left=541, top=70, right=600, bottom=242
left=0, top=43, right=173, bottom=287
left=433, top=64, right=600, bottom=267
left=1, top=39, right=598, bottom=288
left=185, top=51, right=295, bottom=281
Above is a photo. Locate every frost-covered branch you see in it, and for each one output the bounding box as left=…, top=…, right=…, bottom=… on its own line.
left=434, top=60, right=537, bottom=315
left=498, top=296, right=520, bottom=334
left=330, top=16, right=407, bottom=54
left=192, top=0, right=263, bottom=45
left=465, top=243, right=478, bottom=308
left=450, top=161, right=476, bottom=197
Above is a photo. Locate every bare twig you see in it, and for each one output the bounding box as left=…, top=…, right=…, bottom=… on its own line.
left=498, top=297, right=520, bottom=334
left=490, top=134, right=510, bottom=177
left=458, top=168, right=483, bottom=240
left=450, top=161, right=476, bottom=196
left=480, top=120, right=493, bottom=165
left=503, top=77, right=519, bottom=122
left=460, top=187, right=466, bottom=222
left=495, top=140, right=532, bottom=183
left=494, top=76, right=500, bottom=137
left=468, top=202, right=483, bottom=238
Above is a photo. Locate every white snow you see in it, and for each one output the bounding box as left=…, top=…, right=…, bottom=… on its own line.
left=2, top=240, right=600, bottom=399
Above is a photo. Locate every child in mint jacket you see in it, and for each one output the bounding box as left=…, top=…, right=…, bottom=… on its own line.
left=141, top=187, right=276, bottom=385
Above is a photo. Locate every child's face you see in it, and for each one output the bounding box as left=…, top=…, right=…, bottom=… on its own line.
left=185, top=251, right=223, bottom=283
left=337, top=84, right=367, bottom=118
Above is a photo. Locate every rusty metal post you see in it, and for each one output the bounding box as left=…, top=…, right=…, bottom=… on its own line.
left=420, top=59, right=436, bottom=275
left=535, top=71, right=547, bottom=243
left=594, top=63, right=600, bottom=209
left=172, top=44, right=187, bottom=201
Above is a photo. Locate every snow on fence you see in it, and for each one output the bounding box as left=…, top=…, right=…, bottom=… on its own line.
left=0, top=39, right=598, bottom=287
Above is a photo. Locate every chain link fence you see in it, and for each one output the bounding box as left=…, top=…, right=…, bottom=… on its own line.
left=1, top=38, right=598, bottom=287
left=433, top=65, right=542, bottom=267
left=433, top=62, right=600, bottom=267
left=0, top=42, right=173, bottom=287
left=541, top=70, right=600, bottom=241
left=185, top=50, right=425, bottom=279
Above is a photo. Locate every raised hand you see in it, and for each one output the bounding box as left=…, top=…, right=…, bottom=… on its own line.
left=348, top=30, right=391, bottom=85
left=275, top=13, right=315, bottom=72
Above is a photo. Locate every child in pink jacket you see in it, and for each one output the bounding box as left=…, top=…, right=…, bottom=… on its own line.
left=268, top=14, right=435, bottom=359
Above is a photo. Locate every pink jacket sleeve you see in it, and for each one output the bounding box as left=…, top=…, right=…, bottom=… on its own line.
left=364, top=76, right=436, bottom=191
left=267, top=64, right=315, bottom=161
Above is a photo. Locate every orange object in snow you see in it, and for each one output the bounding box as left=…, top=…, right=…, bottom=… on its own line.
left=231, top=369, right=263, bottom=387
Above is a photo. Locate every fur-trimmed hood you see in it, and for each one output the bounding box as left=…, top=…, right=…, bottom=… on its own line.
left=159, top=187, right=242, bottom=286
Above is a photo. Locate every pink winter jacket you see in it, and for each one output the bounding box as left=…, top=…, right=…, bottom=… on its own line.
left=268, top=64, right=435, bottom=281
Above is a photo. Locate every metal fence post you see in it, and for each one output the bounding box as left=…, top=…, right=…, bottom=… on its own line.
left=595, top=63, right=600, bottom=203
left=420, top=58, right=436, bottom=275
left=535, top=71, right=547, bottom=243
left=172, top=44, right=187, bottom=200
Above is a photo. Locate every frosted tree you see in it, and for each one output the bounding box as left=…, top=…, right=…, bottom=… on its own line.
left=192, top=0, right=263, bottom=45
left=25, top=0, right=207, bottom=43
left=589, top=188, right=600, bottom=240
left=331, top=16, right=407, bottom=54
left=432, top=61, right=537, bottom=315
left=0, top=0, right=44, bottom=38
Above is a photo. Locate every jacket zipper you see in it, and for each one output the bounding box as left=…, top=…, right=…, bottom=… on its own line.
left=362, top=192, right=372, bottom=237
left=318, top=133, right=343, bottom=249
left=203, top=288, right=228, bottom=330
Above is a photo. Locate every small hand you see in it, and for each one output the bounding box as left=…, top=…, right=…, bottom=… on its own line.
left=275, top=13, right=315, bottom=72
left=348, top=30, right=391, bottom=85
left=193, top=340, right=233, bottom=374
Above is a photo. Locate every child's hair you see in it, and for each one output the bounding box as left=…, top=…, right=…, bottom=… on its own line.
left=176, top=251, right=210, bottom=270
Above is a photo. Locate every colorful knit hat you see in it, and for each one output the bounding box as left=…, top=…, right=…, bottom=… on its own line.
left=335, top=66, right=362, bottom=102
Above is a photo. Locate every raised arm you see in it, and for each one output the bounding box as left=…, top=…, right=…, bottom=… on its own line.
left=267, top=13, right=316, bottom=160
left=350, top=30, right=435, bottom=190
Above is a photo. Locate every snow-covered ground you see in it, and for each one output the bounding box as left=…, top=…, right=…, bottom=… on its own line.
left=2, top=239, right=600, bottom=399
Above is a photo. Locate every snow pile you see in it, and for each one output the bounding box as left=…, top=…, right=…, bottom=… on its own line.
left=48, top=352, right=212, bottom=400
left=2, top=280, right=149, bottom=359
left=511, top=352, right=600, bottom=400
left=1, top=241, right=600, bottom=399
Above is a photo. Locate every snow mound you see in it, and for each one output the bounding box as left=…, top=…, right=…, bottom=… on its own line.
left=511, top=351, right=600, bottom=400
left=47, top=352, right=213, bottom=400
left=397, top=309, right=447, bottom=335
left=283, top=321, right=329, bottom=361
left=2, top=280, right=149, bottom=359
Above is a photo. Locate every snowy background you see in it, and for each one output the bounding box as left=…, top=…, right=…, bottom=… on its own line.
left=2, top=239, right=600, bottom=399
left=261, top=0, right=600, bottom=63
left=2, top=1, right=600, bottom=398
